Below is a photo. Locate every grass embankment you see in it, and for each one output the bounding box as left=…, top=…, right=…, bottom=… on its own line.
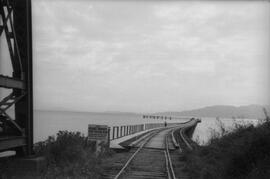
left=34, top=131, right=113, bottom=178
left=183, top=120, right=270, bottom=179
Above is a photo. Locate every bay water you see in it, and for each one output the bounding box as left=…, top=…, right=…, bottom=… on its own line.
left=34, top=110, right=259, bottom=144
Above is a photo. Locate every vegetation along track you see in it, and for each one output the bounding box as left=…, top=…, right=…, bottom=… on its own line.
left=170, top=127, right=194, bottom=179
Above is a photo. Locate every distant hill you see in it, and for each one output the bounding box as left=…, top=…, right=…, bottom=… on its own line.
left=155, top=105, right=270, bottom=119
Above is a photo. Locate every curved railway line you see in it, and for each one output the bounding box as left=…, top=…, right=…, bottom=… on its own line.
left=101, top=121, right=198, bottom=179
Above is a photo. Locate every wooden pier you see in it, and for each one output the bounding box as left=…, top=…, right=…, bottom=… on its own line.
left=101, top=118, right=201, bottom=179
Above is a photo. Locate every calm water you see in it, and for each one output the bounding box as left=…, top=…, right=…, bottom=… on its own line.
left=34, top=110, right=186, bottom=142
left=34, top=110, right=259, bottom=144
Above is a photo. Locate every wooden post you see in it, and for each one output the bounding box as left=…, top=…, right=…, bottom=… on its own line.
left=112, top=127, right=115, bottom=140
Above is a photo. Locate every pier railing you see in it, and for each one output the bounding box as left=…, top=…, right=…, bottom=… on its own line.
left=110, top=123, right=181, bottom=140
left=110, top=124, right=144, bottom=140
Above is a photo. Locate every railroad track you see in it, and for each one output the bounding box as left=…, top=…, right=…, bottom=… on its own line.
left=102, top=124, right=195, bottom=179
left=173, top=124, right=194, bottom=152
left=113, top=130, right=161, bottom=179
left=101, top=129, right=161, bottom=179
left=165, top=134, right=176, bottom=179
left=170, top=127, right=193, bottom=179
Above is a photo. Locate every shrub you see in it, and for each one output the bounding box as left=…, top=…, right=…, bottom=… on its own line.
left=34, top=130, right=106, bottom=178
left=185, top=121, right=270, bottom=179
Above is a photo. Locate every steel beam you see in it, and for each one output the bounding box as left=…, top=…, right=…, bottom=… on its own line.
left=0, top=0, right=33, bottom=156
left=0, top=75, right=25, bottom=89
left=13, top=0, right=33, bottom=156
left=0, top=136, right=26, bottom=151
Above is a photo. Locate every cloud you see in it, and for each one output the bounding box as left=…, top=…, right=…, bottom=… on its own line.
left=30, top=1, right=270, bottom=112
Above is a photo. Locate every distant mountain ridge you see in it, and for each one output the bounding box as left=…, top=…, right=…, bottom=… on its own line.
left=155, top=105, right=270, bottom=119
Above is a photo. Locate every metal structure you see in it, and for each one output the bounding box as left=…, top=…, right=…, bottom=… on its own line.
left=0, top=0, right=33, bottom=156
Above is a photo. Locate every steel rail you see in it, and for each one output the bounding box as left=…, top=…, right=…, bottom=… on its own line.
left=164, top=150, right=171, bottom=179
left=171, top=128, right=179, bottom=148
left=179, top=126, right=193, bottom=150
left=165, top=134, right=176, bottom=179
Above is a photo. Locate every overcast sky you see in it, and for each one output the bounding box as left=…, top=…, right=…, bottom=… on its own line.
left=5, top=1, right=269, bottom=113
